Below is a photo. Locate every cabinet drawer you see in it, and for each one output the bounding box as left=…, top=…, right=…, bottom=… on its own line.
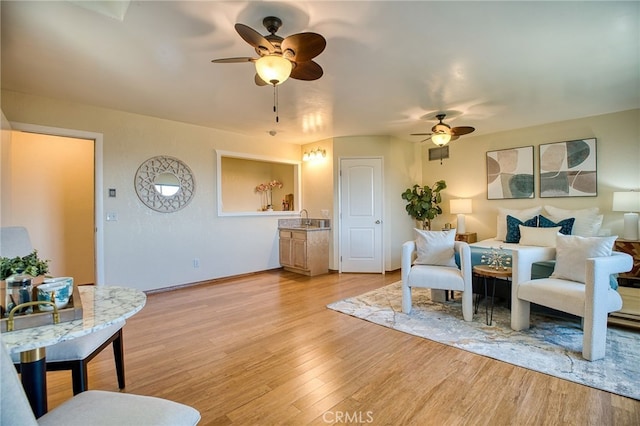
left=279, top=230, right=292, bottom=238
left=292, top=231, right=307, bottom=240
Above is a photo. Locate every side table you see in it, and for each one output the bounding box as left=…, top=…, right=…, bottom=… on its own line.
left=473, top=265, right=512, bottom=325
left=610, top=239, right=640, bottom=329
left=456, top=232, right=477, bottom=243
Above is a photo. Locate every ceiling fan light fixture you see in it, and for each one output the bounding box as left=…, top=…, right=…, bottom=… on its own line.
left=255, top=55, right=292, bottom=85
left=432, top=132, right=451, bottom=146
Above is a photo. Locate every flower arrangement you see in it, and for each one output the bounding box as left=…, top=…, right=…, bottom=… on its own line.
left=255, top=180, right=283, bottom=210
left=480, top=246, right=512, bottom=270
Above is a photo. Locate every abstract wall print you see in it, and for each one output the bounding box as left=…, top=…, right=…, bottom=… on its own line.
left=539, top=138, right=597, bottom=198
left=486, top=146, right=534, bottom=199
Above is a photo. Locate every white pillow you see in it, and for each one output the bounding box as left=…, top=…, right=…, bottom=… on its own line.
left=519, top=225, right=561, bottom=247
left=543, top=206, right=603, bottom=237
left=496, top=206, right=542, bottom=241
left=414, top=229, right=457, bottom=267
left=551, top=234, right=617, bottom=283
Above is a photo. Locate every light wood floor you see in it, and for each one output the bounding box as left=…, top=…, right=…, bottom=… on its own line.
left=44, top=269, right=639, bottom=425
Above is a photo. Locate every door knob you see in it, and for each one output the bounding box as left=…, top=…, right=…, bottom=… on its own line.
left=375, top=220, right=381, bottom=224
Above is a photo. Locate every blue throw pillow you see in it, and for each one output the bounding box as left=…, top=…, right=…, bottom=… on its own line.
left=539, top=215, right=574, bottom=235
left=505, top=215, right=538, bottom=243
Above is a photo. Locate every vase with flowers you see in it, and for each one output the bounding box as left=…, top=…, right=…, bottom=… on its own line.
left=255, top=180, right=283, bottom=211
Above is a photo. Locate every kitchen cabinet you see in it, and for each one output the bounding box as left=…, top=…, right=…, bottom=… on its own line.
left=279, top=228, right=329, bottom=276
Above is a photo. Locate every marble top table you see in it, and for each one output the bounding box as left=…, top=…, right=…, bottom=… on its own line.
left=1, top=286, right=146, bottom=417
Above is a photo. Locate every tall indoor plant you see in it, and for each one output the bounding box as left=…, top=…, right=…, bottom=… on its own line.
left=401, top=180, right=447, bottom=230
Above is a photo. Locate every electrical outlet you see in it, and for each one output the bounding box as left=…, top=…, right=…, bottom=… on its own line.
left=321, top=209, right=329, bottom=218
left=106, top=212, right=118, bottom=221
left=193, top=258, right=200, bottom=268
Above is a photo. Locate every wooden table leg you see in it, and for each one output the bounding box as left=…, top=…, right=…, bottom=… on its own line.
left=20, top=347, right=47, bottom=418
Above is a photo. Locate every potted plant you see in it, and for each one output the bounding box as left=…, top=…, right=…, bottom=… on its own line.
left=0, top=250, right=50, bottom=282
left=401, top=180, right=447, bottom=230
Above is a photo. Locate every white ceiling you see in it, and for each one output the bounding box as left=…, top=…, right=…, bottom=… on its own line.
left=2, top=1, right=639, bottom=145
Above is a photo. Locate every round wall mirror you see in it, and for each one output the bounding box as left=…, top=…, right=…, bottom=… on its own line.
left=154, top=172, right=180, bottom=196
left=135, top=156, right=195, bottom=213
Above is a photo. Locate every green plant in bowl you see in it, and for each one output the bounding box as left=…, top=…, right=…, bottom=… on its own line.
left=0, top=250, right=50, bottom=280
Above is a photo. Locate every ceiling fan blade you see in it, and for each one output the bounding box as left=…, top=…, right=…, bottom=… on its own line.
left=290, top=60, right=323, bottom=81
left=254, top=74, right=268, bottom=86
left=211, top=57, right=255, bottom=63
left=281, top=32, right=327, bottom=62
left=410, top=133, right=432, bottom=136
left=451, top=126, right=475, bottom=136
left=450, top=136, right=460, bottom=142
left=235, top=23, right=275, bottom=54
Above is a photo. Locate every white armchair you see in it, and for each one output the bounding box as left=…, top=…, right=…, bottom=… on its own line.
left=402, top=240, right=473, bottom=321
left=511, top=249, right=632, bottom=361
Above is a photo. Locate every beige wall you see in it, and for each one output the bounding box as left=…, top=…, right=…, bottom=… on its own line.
left=2, top=89, right=637, bottom=289
left=1, top=90, right=303, bottom=291
left=421, top=109, right=640, bottom=240
left=0, top=112, right=11, bottom=226
left=3, top=132, right=95, bottom=284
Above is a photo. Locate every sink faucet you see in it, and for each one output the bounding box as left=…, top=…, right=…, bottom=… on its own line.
left=300, top=209, right=310, bottom=225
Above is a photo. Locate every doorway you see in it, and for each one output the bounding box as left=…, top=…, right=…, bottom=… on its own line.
left=339, top=157, right=383, bottom=273
left=5, top=123, right=104, bottom=285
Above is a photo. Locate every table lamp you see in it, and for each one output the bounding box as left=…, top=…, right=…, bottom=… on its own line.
left=450, top=199, right=472, bottom=234
left=613, top=191, right=640, bottom=240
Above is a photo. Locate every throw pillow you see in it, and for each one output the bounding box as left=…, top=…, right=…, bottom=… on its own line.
left=519, top=225, right=561, bottom=247
left=543, top=206, right=603, bottom=237
left=551, top=234, right=617, bottom=283
left=414, top=228, right=457, bottom=267
left=496, top=206, right=542, bottom=241
left=538, top=215, right=574, bottom=235
left=505, top=215, right=538, bottom=243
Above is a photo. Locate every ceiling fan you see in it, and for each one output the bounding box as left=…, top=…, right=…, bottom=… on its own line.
left=410, top=113, right=475, bottom=147
left=211, top=16, right=326, bottom=87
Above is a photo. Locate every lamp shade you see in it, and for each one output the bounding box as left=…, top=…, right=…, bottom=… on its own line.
left=450, top=199, right=473, bottom=214
left=431, top=132, right=451, bottom=147
left=613, top=191, right=640, bottom=240
left=255, top=55, right=292, bottom=86
left=450, top=199, right=472, bottom=234
left=612, top=191, right=640, bottom=212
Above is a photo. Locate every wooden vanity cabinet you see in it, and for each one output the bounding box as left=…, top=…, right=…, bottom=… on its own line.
left=279, top=229, right=329, bottom=276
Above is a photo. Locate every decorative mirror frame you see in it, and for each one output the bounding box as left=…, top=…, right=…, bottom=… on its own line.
left=135, top=156, right=195, bottom=213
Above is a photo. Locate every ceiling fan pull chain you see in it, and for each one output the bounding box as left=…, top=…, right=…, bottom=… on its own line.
left=273, top=84, right=279, bottom=123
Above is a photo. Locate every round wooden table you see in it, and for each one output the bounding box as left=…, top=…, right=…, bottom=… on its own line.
left=473, top=265, right=512, bottom=325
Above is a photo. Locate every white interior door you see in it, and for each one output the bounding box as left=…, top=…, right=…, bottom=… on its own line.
left=339, top=158, right=383, bottom=273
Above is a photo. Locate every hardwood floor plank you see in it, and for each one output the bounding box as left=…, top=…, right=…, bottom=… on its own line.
left=41, top=269, right=639, bottom=424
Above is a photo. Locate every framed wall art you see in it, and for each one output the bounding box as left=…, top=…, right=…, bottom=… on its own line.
left=539, top=138, right=597, bottom=198
left=486, top=146, right=534, bottom=200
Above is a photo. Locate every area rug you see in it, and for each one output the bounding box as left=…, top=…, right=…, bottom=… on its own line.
left=327, top=282, right=640, bottom=400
